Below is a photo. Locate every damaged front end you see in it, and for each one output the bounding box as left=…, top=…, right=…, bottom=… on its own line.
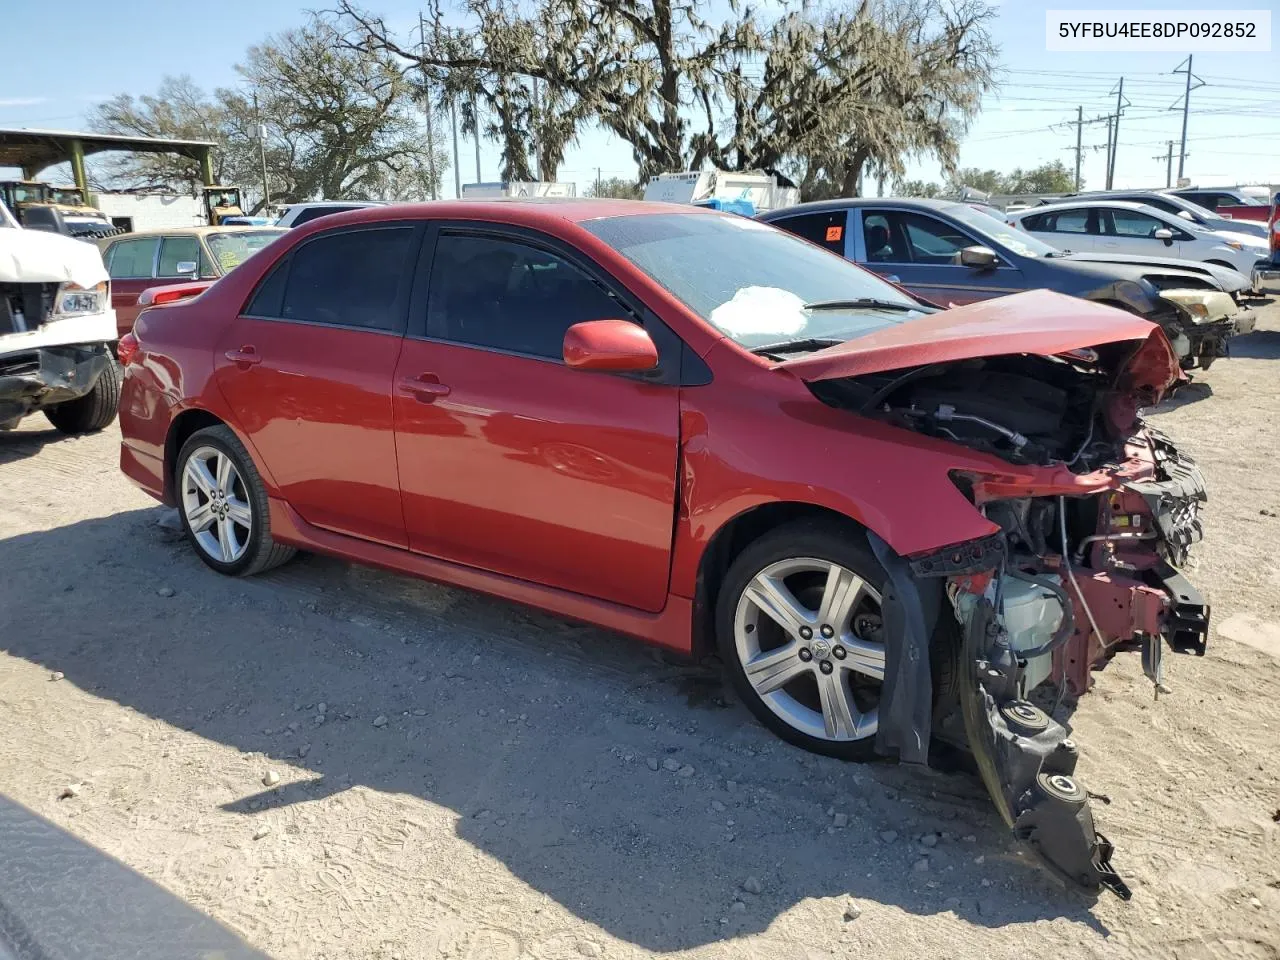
left=1155, top=288, right=1254, bottom=371
left=808, top=317, right=1207, bottom=898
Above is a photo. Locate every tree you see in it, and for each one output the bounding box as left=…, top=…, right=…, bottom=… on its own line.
left=586, top=177, right=643, bottom=199
left=88, top=18, right=448, bottom=209
left=946, top=160, right=1079, bottom=196
left=894, top=179, right=944, bottom=198
left=339, top=0, right=997, bottom=191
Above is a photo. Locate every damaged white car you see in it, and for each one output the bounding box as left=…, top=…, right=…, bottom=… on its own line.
left=0, top=199, right=120, bottom=433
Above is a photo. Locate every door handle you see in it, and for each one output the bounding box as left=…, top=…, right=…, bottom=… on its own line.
left=397, top=374, right=451, bottom=402
left=224, top=345, right=261, bottom=367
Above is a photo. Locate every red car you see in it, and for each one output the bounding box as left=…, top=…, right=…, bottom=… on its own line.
left=117, top=201, right=1209, bottom=898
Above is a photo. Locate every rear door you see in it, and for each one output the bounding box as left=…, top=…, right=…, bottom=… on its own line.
left=104, top=236, right=160, bottom=337
left=1020, top=207, right=1097, bottom=253
left=392, top=225, right=681, bottom=611
left=859, top=209, right=1023, bottom=304
left=213, top=222, right=421, bottom=547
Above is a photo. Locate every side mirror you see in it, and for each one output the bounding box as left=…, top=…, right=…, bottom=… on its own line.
left=563, top=319, right=659, bottom=372
left=175, top=260, right=198, bottom=275
left=958, top=245, right=998, bottom=269
left=1153, top=228, right=1174, bottom=245
left=1176, top=210, right=1194, bottom=221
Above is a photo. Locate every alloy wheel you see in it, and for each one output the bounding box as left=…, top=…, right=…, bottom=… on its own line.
left=733, top=557, right=885, bottom=742
left=181, top=445, right=252, bottom=564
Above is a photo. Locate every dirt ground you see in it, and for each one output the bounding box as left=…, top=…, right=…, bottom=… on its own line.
left=1, top=303, right=1279, bottom=960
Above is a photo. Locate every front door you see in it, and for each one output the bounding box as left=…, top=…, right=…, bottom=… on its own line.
left=393, top=228, right=681, bottom=612
left=213, top=223, right=421, bottom=547
left=1097, top=208, right=1187, bottom=258
left=857, top=209, right=1024, bottom=305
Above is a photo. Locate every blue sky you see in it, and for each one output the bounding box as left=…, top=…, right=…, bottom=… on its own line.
left=1, top=0, right=1276, bottom=197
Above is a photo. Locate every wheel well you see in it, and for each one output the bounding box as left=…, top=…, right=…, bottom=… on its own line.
left=691, top=502, right=865, bottom=659
left=164, top=409, right=226, bottom=502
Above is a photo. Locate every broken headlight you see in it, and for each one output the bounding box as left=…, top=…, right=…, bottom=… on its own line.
left=51, top=280, right=107, bottom=318
left=1160, top=289, right=1234, bottom=323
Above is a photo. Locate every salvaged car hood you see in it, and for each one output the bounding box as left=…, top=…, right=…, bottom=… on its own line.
left=0, top=227, right=108, bottom=287
left=777, top=289, right=1162, bottom=382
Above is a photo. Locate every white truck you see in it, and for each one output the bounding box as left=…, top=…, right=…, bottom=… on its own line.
left=460, top=181, right=578, bottom=200
left=642, top=169, right=799, bottom=214
left=0, top=200, right=121, bottom=433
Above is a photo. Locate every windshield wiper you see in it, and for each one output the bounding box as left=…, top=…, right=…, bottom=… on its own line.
left=749, top=336, right=845, bottom=357
left=802, top=298, right=920, bottom=312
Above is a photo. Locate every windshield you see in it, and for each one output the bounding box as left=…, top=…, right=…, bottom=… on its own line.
left=207, top=230, right=286, bottom=273
left=945, top=204, right=1061, bottom=258
left=581, top=213, right=930, bottom=349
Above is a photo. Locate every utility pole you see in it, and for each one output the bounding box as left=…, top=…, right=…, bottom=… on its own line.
left=470, top=92, right=482, bottom=184
left=418, top=13, right=439, bottom=201
left=252, top=91, right=270, bottom=213
left=532, top=78, right=541, bottom=181
left=595, top=166, right=602, bottom=198
left=1104, top=115, right=1114, bottom=190
left=1153, top=141, right=1176, bottom=188
left=1172, top=55, right=1205, bottom=182
left=431, top=13, right=462, bottom=199
left=1107, top=77, right=1128, bottom=189
left=1073, top=105, right=1083, bottom=191
left=449, top=101, right=462, bottom=198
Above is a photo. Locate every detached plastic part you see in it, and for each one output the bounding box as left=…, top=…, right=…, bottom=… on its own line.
left=957, top=593, right=1131, bottom=899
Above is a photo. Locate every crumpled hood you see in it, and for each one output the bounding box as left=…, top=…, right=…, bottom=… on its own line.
left=777, top=289, right=1164, bottom=382
left=0, top=227, right=108, bottom=287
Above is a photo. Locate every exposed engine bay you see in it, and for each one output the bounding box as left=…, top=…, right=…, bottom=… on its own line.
left=815, top=338, right=1209, bottom=900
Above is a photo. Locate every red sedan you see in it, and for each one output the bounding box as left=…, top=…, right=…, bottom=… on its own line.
left=117, top=200, right=1209, bottom=898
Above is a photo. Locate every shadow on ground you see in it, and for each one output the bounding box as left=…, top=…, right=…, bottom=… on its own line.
left=0, top=793, right=267, bottom=960
left=0, top=418, right=75, bottom=467
left=1230, top=329, right=1280, bottom=360
left=0, top=509, right=1111, bottom=951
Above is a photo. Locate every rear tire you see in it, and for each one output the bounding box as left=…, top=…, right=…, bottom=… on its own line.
left=176, top=425, right=296, bottom=577
left=45, top=354, right=121, bottom=434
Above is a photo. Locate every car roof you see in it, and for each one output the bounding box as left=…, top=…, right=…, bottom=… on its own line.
left=284, top=200, right=387, bottom=208
left=283, top=198, right=714, bottom=233
left=1011, top=199, right=1164, bottom=216
left=759, top=197, right=966, bottom=218
left=104, top=225, right=287, bottom=241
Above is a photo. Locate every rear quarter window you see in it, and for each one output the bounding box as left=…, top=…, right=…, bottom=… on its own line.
left=768, top=210, right=848, bottom=254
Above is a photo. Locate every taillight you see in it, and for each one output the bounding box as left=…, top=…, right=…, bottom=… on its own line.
left=137, top=281, right=212, bottom=308
left=118, top=332, right=140, bottom=366
left=1270, top=192, right=1279, bottom=256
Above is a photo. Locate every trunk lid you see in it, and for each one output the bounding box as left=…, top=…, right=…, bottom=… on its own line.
left=776, top=289, right=1169, bottom=384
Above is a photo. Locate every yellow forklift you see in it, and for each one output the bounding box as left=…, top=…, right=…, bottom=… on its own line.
left=203, top=185, right=245, bottom=225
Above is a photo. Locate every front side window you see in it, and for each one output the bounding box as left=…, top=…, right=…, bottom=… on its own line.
left=426, top=234, right=623, bottom=359
left=158, top=236, right=200, bottom=277
left=862, top=213, right=906, bottom=262
left=107, top=237, right=159, bottom=279
left=897, top=212, right=976, bottom=264
left=278, top=227, right=414, bottom=332
left=1105, top=210, right=1169, bottom=238
left=581, top=213, right=931, bottom=350
left=771, top=210, right=848, bottom=254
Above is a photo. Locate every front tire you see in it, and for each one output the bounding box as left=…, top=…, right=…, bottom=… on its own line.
left=176, top=425, right=295, bottom=576
left=45, top=354, right=121, bottom=434
left=716, top=520, right=892, bottom=761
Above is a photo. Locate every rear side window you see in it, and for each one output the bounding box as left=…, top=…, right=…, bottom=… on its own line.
left=292, top=206, right=363, bottom=226
left=157, top=236, right=200, bottom=277
left=1044, top=210, right=1090, bottom=234
left=1019, top=213, right=1047, bottom=231
left=278, top=227, right=415, bottom=332
left=769, top=210, right=848, bottom=254
left=426, top=233, right=622, bottom=359
left=107, top=238, right=159, bottom=279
